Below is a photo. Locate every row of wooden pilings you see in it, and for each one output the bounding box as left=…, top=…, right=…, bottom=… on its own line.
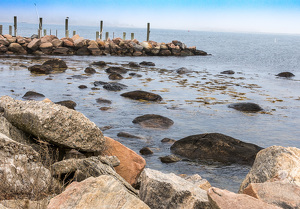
left=0, top=16, right=151, bottom=41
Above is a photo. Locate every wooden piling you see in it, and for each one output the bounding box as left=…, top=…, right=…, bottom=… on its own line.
left=105, top=32, right=109, bottom=41
left=131, top=33, right=134, bottom=40
left=123, top=32, right=126, bottom=40
left=43, top=29, right=46, bottom=36
left=65, top=18, right=69, bottom=37
left=73, top=31, right=76, bottom=36
left=96, top=31, right=99, bottom=40
left=0, top=25, right=2, bottom=35
left=50, top=29, right=52, bottom=35
left=113, top=32, right=114, bottom=39
left=13, top=16, right=17, bottom=36
left=56, top=30, right=58, bottom=37
left=38, top=18, right=43, bottom=38
left=100, top=20, right=103, bottom=40
left=147, top=23, right=150, bottom=41
left=9, top=26, right=12, bottom=36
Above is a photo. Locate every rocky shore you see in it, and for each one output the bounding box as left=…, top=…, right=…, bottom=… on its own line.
left=0, top=95, right=299, bottom=209
left=0, top=34, right=208, bottom=56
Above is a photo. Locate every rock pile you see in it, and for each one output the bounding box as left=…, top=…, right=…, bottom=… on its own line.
left=0, top=34, right=208, bottom=56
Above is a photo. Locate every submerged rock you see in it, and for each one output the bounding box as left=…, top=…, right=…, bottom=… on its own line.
left=171, top=133, right=263, bottom=165
left=106, top=66, right=128, bottom=74
left=121, top=90, right=162, bottom=101
left=91, top=61, right=107, bottom=67
left=117, top=132, right=143, bottom=139
left=96, top=98, right=112, bottom=104
left=159, top=154, right=181, bottom=163
left=140, top=61, right=155, bottom=66
left=129, top=62, right=140, bottom=68
left=84, top=67, right=96, bottom=74
left=176, top=67, right=192, bottom=74
left=42, top=58, right=68, bottom=71
left=276, top=72, right=295, bottom=78
left=22, top=91, right=45, bottom=100
left=228, top=102, right=263, bottom=112
left=103, top=82, right=127, bottom=91
left=55, top=100, right=77, bottom=110
left=140, top=147, right=154, bottom=155
left=108, top=72, right=123, bottom=80
left=221, top=70, right=235, bottom=74
left=28, top=64, right=53, bottom=74
left=132, top=114, right=174, bottom=129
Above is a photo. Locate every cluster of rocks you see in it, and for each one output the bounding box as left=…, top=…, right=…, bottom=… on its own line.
left=0, top=95, right=299, bottom=208
left=0, top=34, right=208, bottom=56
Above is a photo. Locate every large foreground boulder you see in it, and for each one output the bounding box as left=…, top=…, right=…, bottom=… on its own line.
left=0, top=96, right=105, bottom=153
left=0, top=133, right=58, bottom=200
left=208, top=187, right=281, bottom=209
left=132, top=114, right=174, bottom=129
left=243, top=181, right=300, bottom=209
left=139, top=168, right=210, bottom=209
left=239, top=146, right=300, bottom=192
left=47, top=175, right=150, bottom=209
left=170, top=133, right=263, bottom=165
left=121, top=90, right=162, bottom=101
left=42, top=58, right=68, bottom=72
left=228, top=102, right=263, bottom=112
left=105, top=136, right=146, bottom=186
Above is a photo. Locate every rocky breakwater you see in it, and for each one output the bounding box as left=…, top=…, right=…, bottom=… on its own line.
left=0, top=34, right=208, bottom=56
left=0, top=95, right=299, bottom=208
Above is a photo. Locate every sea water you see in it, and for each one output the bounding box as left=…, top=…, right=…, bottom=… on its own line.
left=0, top=22, right=300, bottom=192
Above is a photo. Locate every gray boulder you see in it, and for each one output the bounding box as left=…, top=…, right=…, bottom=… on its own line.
left=171, top=133, right=263, bottom=165
left=0, top=96, right=105, bottom=153
left=121, top=90, right=162, bottom=101
left=42, top=59, right=68, bottom=72
left=228, top=102, right=263, bottom=112
left=133, top=114, right=174, bottom=129
left=139, top=168, right=210, bottom=209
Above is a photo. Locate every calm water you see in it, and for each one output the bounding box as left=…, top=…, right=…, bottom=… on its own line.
left=1, top=23, right=300, bottom=192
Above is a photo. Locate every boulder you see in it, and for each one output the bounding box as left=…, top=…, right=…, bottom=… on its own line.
left=132, top=114, right=174, bottom=129
left=40, top=35, right=56, bottom=43
left=221, top=70, right=235, bottom=75
left=78, top=85, right=88, bottom=89
left=47, top=175, right=150, bottom=209
left=73, top=37, right=86, bottom=48
left=276, top=72, right=295, bottom=78
left=159, top=49, right=172, bottom=56
left=52, top=47, right=69, bottom=55
left=239, top=146, right=300, bottom=192
left=140, top=147, right=153, bottom=155
left=62, top=38, right=74, bottom=47
left=208, top=187, right=281, bottom=209
left=159, top=154, right=181, bottom=163
left=180, top=49, right=194, bottom=56
left=96, top=98, right=112, bottom=104
left=87, top=43, right=101, bottom=55
left=0, top=37, right=9, bottom=46
left=106, top=66, right=128, bottom=74
left=8, top=43, right=27, bottom=54
left=51, top=39, right=63, bottom=48
left=140, top=61, right=155, bottom=66
left=103, top=82, right=127, bottom=91
left=171, top=133, right=263, bottom=165
left=243, top=181, right=300, bottom=209
left=22, top=91, right=45, bottom=100
left=117, top=132, right=143, bottom=139
left=91, top=61, right=107, bottom=67
left=176, top=67, right=192, bottom=74
left=27, top=38, right=41, bottom=51
left=109, top=72, right=123, bottom=80
left=121, top=90, right=162, bottom=101
left=182, top=174, right=211, bottom=191
left=84, top=67, right=96, bottom=74
left=228, top=102, right=263, bottom=112
left=0, top=44, right=8, bottom=53
left=42, top=58, right=68, bottom=71
left=139, top=168, right=210, bottom=209
left=76, top=46, right=90, bottom=55
left=0, top=96, right=105, bottom=153
left=55, top=100, right=77, bottom=110
left=28, top=64, right=53, bottom=75
left=105, top=136, right=146, bottom=186
left=161, top=138, right=176, bottom=143
left=194, top=50, right=208, bottom=56
left=129, top=62, right=140, bottom=68
left=0, top=199, right=50, bottom=209
left=0, top=133, right=58, bottom=200
left=39, top=42, right=53, bottom=54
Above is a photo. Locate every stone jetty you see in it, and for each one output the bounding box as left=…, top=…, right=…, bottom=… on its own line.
left=0, top=34, right=208, bottom=56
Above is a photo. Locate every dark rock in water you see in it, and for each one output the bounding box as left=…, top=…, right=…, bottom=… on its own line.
left=106, top=67, right=128, bottom=74
left=42, top=58, right=68, bottom=71
left=91, top=61, right=107, bottom=67
left=161, top=138, right=176, bottom=143
left=108, top=72, right=123, bottom=80
left=45, top=77, right=53, bottom=80
left=103, top=82, right=127, bottom=91
left=276, top=72, right=295, bottom=78
left=100, top=125, right=113, bottom=131
left=221, top=70, right=235, bottom=75
left=78, top=85, right=88, bottom=89
left=194, top=50, right=208, bottom=56
left=28, top=64, right=53, bottom=74
left=117, top=132, right=143, bottom=139
left=132, top=114, right=174, bottom=129
left=129, top=73, right=142, bottom=77
left=55, top=100, right=77, bottom=110
left=176, top=67, right=192, bottom=74
left=121, top=90, right=162, bottom=101
left=84, top=67, right=96, bottom=74
left=140, top=61, right=155, bottom=66
left=228, top=102, right=263, bottom=112
left=129, top=62, right=140, bottom=68
left=160, top=155, right=181, bottom=163
left=170, top=133, right=263, bottom=165
left=94, top=81, right=108, bottom=86
left=71, top=75, right=88, bottom=79
left=22, top=91, right=45, bottom=100
left=140, top=147, right=154, bottom=155
left=96, top=98, right=112, bottom=104
left=91, top=87, right=100, bottom=90
left=99, top=107, right=112, bottom=111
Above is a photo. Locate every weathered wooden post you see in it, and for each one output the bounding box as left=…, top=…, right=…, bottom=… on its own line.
left=9, top=26, right=12, bottom=35
left=50, top=29, right=52, bottom=35
left=56, top=30, right=58, bottom=37
left=123, top=32, right=126, bottom=40
left=147, top=23, right=150, bottom=41
left=65, top=17, right=69, bottom=38
left=105, top=32, right=109, bottom=41
left=113, top=32, right=114, bottom=39
left=131, top=33, right=134, bottom=40
left=0, top=25, right=3, bottom=35
left=13, top=16, right=17, bottom=36
left=100, top=20, right=103, bottom=40
left=96, top=31, right=99, bottom=40
left=43, top=29, right=46, bottom=36
left=73, top=31, right=76, bottom=36
left=38, top=18, right=43, bottom=38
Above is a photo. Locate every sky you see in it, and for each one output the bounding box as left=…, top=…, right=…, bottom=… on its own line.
left=1, top=0, right=300, bottom=34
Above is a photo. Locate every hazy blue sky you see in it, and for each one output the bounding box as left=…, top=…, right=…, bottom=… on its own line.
left=1, top=0, right=300, bottom=34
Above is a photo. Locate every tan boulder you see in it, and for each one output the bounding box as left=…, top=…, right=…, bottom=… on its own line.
left=51, top=39, right=63, bottom=48
left=47, top=175, right=150, bottom=209
left=104, top=136, right=146, bottom=186
left=208, top=187, right=281, bottom=209
left=41, top=35, right=56, bottom=43
left=74, top=37, right=86, bottom=48
left=181, top=174, right=212, bottom=191
left=27, top=38, right=41, bottom=51
left=243, top=181, right=300, bottom=209
left=8, top=43, right=27, bottom=54
left=71, top=34, right=80, bottom=42
left=88, top=43, right=101, bottom=55
left=62, top=38, right=74, bottom=47
left=239, top=146, right=300, bottom=192
left=40, top=42, right=53, bottom=54
left=0, top=37, right=9, bottom=46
